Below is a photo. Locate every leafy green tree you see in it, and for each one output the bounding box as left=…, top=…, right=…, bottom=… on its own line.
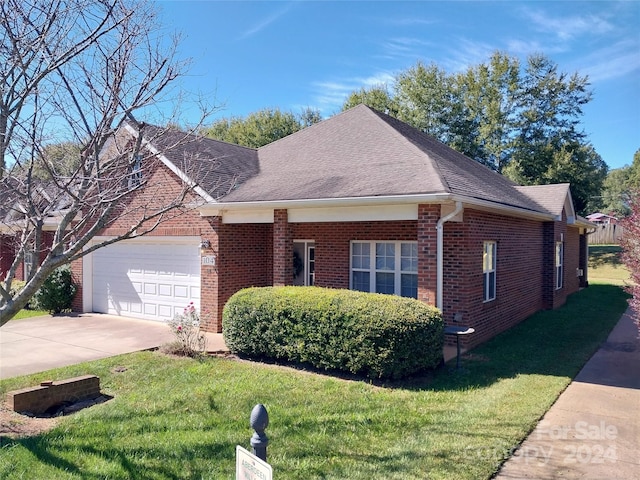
left=393, top=62, right=455, bottom=142
left=628, top=148, right=640, bottom=190
left=543, top=143, right=607, bottom=215
left=455, top=52, right=520, bottom=172
left=203, top=108, right=321, bottom=148
left=600, top=167, right=631, bottom=217
left=341, top=52, right=604, bottom=213
left=342, top=85, right=397, bottom=115
left=599, top=148, right=640, bottom=217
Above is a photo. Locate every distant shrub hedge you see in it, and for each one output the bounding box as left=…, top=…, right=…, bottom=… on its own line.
left=223, top=286, right=444, bottom=380
left=31, top=266, right=77, bottom=314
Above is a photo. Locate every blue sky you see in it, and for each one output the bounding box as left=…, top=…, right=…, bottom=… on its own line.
left=155, top=1, right=639, bottom=170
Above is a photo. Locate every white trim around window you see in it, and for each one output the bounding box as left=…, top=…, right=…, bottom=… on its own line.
left=483, top=241, right=496, bottom=302
left=350, top=241, right=418, bottom=298
left=556, top=241, right=564, bottom=290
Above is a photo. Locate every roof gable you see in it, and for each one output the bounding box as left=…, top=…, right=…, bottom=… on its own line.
left=128, top=123, right=259, bottom=202
left=515, top=184, right=576, bottom=222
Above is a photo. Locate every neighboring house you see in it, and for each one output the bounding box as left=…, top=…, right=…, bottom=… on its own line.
left=5, top=105, right=593, bottom=350
left=0, top=178, right=58, bottom=283
left=586, top=212, right=618, bottom=225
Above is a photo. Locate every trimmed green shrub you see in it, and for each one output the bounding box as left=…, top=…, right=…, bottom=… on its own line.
left=223, top=286, right=444, bottom=380
left=32, top=265, right=77, bottom=314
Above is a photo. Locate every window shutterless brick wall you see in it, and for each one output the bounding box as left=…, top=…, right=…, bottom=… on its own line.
left=442, top=208, right=582, bottom=349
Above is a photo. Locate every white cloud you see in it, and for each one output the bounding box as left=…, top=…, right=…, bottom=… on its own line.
left=238, top=3, right=294, bottom=40
left=441, top=38, right=497, bottom=72
left=575, top=40, right=640, bottom=83
left=310, top=71, right=396, bottom=114
left=505, top=39, right=566, bottom=57
left=522, top=7, right=614, bottom=41
left=385, top=17, right=439, bottom=27
left=378, top=37, right=434, bottom=61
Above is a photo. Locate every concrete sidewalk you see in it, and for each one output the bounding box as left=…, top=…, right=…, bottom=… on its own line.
left=494, top=307, right=640, bottom=480
left=0, top=313, right=228, bottom=380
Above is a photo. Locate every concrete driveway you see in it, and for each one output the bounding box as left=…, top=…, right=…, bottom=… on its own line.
left=0, top=313, right=227, bottom=380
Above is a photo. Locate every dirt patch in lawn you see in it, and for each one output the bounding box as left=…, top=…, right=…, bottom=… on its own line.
left=0, top=403, right=60, bottom=438
left=0, top=395, right=112, bottom=439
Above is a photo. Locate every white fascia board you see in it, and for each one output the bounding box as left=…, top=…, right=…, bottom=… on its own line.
left=450, top=195, right=556, bottom=222
left=123, top=124, right=217, bottom=204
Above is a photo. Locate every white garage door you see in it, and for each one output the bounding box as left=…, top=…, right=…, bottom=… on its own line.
left=92, top=240, right=200, bottom=321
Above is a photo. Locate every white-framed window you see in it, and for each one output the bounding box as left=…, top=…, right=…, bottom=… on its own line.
left=128, top=154, right=143, bottom=188
left=556, top=241, right=564, bottom=289
left=483, top=241, right=496, bottom=302
left=350, top=241, right=418, bottom=298
left=23, top=249, right=34, bottom=280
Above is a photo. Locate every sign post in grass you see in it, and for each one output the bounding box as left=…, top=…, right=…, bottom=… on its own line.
left=236, top=404, right=272, bottom=480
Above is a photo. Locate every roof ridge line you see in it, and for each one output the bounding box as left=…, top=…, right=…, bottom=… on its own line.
left=365, top=106, right=453, bottom=194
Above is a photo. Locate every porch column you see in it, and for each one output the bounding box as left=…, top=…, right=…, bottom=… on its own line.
left=273, top=209, right=292, bottom=286
left=417, top=204, right=439, bottom=306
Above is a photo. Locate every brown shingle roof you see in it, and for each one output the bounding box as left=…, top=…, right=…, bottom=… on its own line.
left=132, top=106, right=573, bottom=218
left=514, top=184, right=572, bottom=218
left=220, top=105, right=550, bottom=214
left=138, top=124, right=259, bottom=200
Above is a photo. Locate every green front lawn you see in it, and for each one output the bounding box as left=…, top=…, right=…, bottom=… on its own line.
left=0, top=284, right=629, bottom=480
left=589, top=244, right=631, bottom=286
left=11, top=309, right=50, bottom=320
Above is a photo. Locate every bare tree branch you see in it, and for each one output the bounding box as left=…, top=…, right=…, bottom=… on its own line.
left=0, top=0, right=221, bottom=325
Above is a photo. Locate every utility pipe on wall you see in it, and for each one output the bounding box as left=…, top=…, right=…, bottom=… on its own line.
left=436, top=201, right=463, bottom=311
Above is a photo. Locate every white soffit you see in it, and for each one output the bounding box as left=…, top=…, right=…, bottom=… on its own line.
left=288, top=204, right=418, bottom=223
left=222, top=209, right=274, bottom=224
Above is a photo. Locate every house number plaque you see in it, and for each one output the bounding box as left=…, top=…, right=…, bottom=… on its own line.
left=201, top=255, right=216, bottom=266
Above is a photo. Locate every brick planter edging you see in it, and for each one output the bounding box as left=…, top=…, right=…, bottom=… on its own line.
left=6, top=375, right=101, bottom=414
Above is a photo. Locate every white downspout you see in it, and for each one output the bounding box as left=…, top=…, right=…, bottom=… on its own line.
left=436, top=201, right=463, bottom=311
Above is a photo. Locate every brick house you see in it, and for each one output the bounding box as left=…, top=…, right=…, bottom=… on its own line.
left=3, top=105, right=592, bottom=349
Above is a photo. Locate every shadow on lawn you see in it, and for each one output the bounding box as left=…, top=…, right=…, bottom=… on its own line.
left=393, top=284, right=630, bottom=392
left=588, top=245, right=624, bottom=268
left=1, top=424, right=231, bottom=480
left=231, top=284, right=630, bottom=394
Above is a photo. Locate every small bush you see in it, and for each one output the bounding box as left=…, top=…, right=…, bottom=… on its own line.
left=31, top=266, right=77, bottom=314
left=163, top=302, right=207, bottom=357
left=223, top=286, right=444, bottom=380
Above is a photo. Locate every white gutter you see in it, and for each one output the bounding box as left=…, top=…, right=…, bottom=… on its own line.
left=199, top=193, right=556, bottom=222
left=198, top=193, right=453, bottom=216
left=436, top=201, right=463, bottom=311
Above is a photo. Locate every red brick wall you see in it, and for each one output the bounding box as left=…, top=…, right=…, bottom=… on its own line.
left=442, top=209, right=546, bottom=347
left=291, top=218, right=422, bottom=290
left=212, top=221, right=272, bottom=332
left=71, top=160, right=221, bottom=327
left=0, top=234, right=15, bottom=280
left=6, top=375, right=100, bottom=414
left=273, top=209, right=292, bottom=286
left=441, top=208, right=582, bottom=349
